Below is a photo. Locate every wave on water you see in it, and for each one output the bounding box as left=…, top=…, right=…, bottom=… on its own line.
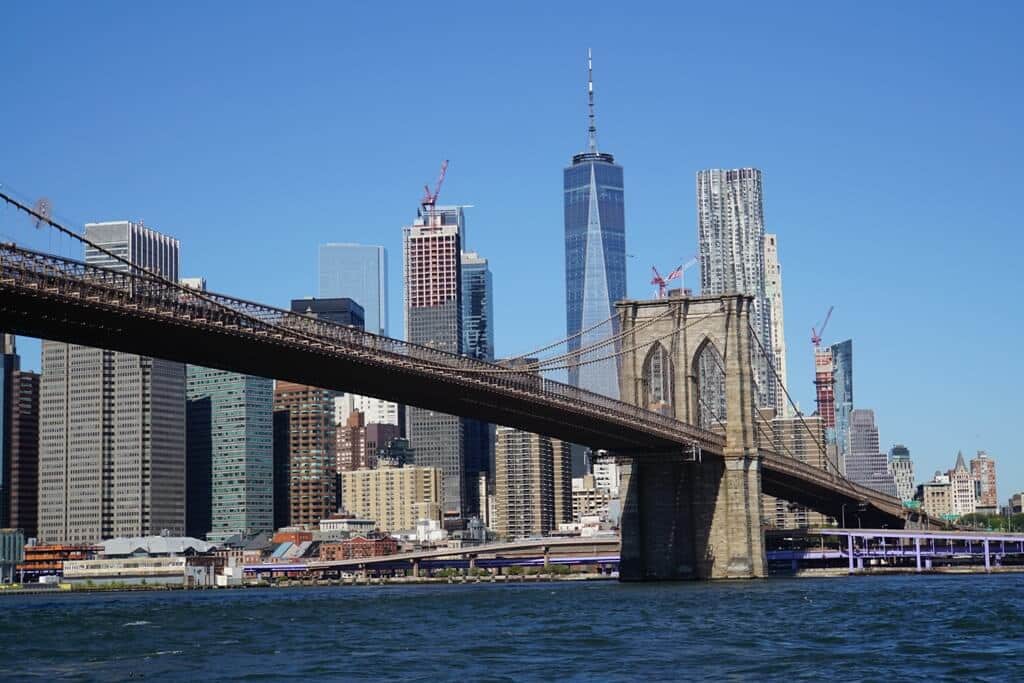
left=122, top=620, right=151, bottom=627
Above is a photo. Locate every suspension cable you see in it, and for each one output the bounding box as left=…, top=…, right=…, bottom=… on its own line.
left=506, top=310, right=622, bottom=361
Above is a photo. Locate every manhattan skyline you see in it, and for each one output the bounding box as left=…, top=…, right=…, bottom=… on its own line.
left=1, top=3, right=1021, bottom=494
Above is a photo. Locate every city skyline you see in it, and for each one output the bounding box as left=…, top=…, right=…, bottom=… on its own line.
left=1, top=4, right=1021, bottom=495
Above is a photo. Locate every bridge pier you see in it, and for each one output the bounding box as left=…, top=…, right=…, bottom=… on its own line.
left=619, top=454, right=766, bottom=581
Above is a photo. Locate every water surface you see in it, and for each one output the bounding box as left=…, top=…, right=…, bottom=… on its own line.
left=1, top=575, right=1021, bottom=681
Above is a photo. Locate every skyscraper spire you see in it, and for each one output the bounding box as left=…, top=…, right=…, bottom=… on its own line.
left=587, top=48, right=598, bottom=153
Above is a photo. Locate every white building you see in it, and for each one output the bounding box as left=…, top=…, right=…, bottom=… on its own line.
left=948, top=451, right=976, bottom=517
left=592, top=460, right=621, bottom=498
left=334, top=393, right=399, bottom=426
left=697, top=168, right=774, bottom=409
left=763, top=234, right=789, bottom=416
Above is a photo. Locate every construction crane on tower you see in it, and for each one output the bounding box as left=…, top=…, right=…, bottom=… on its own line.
left=421, top=160, right=449, bottom=209
left=811, top=305, right=834, bottom=349
left=650, top=264, right=682, bottom=299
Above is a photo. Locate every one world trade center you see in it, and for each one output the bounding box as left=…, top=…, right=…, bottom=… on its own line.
left=564, top=49, right=627, bottom=400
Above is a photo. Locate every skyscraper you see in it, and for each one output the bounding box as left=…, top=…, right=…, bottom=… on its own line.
left=831, top=340, right=853, bottom=465
left=273, top=381, right=337, bottom=528
left=494, top=427, right=571, bottom=539
left=404, top=204, right=467, bottom=521
left=1, top=335, right=39, bottom=538
left=564, top=50, right=627, bottom=400
left=888, top=444, right=916, bottom=503
left=39, top=221, right=185, bottom=544
left=763, top=234, right=789, bottom=416
left=186, top=366, right=274, bottom=541
left=845, top=409, right=897, bottom=497
left=697, top=168, right=774, bottom=409
left=318, top=243, right=388, bottom=335
left=970, top=451, right=997, bottom=511
left=461, top=251, right=495, bottom=518
left=0, top=334, right=16, bottom=529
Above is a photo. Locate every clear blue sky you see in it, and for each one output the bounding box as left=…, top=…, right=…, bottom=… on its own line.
left=2, top=2, right=1022, bottom=498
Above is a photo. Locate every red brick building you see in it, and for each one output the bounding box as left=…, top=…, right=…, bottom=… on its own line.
left=319, top=535, right=398, bottom=561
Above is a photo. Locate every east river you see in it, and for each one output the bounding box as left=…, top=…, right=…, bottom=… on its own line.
left=2, top=574, right=1022, bottom=681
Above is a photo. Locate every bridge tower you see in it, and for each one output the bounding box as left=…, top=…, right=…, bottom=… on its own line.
left=616, top=294, right=767, bottom=580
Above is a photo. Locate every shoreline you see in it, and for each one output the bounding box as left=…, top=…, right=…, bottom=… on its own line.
left=4, top=565, right=1023, bottom=596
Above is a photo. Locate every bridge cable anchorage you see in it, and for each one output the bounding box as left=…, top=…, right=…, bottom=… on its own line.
left=744, top=321, right=866, bottom=492
left=0, top=188, right=725, bottom=449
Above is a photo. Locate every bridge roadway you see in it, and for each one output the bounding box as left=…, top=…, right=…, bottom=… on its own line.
left=0, top=243, right=912, bottom=526
left=250, top=536, right=621, bottom=573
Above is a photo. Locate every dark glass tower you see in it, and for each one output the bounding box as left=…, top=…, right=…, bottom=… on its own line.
left=563, top=50, right=627, bottom=400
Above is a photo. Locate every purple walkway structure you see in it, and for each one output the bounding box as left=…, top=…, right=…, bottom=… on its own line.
left=800, top=528, right=1024, bottom=574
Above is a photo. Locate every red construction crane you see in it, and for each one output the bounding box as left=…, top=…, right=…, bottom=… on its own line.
left=651, top=264, right=683, bottom=299
left=421, top=160, right=449, bottom=208
left=811, top=305, right=834, bottom=349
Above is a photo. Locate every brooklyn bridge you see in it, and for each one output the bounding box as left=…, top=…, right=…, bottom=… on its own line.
left=0, top=191, right=936, bottom=580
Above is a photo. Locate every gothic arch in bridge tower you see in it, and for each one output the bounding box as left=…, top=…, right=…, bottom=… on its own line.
left=690, top=336, right=727, bottom=431
left=640, top=341, right=675, bottom=414
left=616, top=295, right=767, bottom=581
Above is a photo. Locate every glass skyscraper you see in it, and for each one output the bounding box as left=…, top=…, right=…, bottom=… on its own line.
left=318, top=244, right=388, bottom=335
left=831, top=339, right=853, bottom=464
left=563, top=51, right=626, bottom=399
left=186, top=367, right=274, bottom=541
left=461, top=251, right=495, bottom=517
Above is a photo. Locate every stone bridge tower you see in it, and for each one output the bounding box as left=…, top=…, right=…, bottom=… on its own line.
left=616, top=294, right=767, bottom=580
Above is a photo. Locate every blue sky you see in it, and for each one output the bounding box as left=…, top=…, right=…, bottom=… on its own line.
left=2, top=2, right=1022, bottom=497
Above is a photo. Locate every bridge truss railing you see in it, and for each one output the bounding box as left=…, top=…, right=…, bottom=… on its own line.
left=0, top=243, right=724, bottom=450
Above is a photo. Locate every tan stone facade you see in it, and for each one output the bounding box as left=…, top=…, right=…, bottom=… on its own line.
left=617, top=295, right=766, bottom=580
left=339, top=466, right=441, bottom=533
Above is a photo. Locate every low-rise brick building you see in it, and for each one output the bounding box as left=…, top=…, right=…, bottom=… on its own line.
left=319, top=534, right=398, bottom=561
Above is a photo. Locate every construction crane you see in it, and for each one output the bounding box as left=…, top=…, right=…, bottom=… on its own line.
left=650, top=264, right=683, bottom=299
left=811, top=305, right=834, bottom=349
left=421, top=160, right=449, bottom=208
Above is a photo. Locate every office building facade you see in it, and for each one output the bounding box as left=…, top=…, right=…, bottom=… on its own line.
left=494, top=427, right=571, bottom=539
left=831, top=340, right=853, bottom=466
left=564, top=51, right=627, bottom=400
left=970, top=451, right=997, bottom=510
left=1, top=336, right=39, bottom=537
left=403, top=205, right=467, bottom=520
left=273, top=382, right=337, bottom=528
left=186, top=366, right=274, bottom=542
left=39, top=221, right=185, bottom=543
left=697, top=168, right=774, bottom=410
left=289, top=297, right=364, bottom=329
left=339, top=466, right=442, bottom=533
left=948, top=451, right=976, bottom=517
left=844, top=408, right=897, bottom=497
left=318, top=243, right=388, bottom=335
left=335, top=393, right=399, bottom=427
left=888, top=444, right=916, bottom=503
left=461, top=250, right=495, bottom=517
left=763, top=234, right=789, bottom=416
